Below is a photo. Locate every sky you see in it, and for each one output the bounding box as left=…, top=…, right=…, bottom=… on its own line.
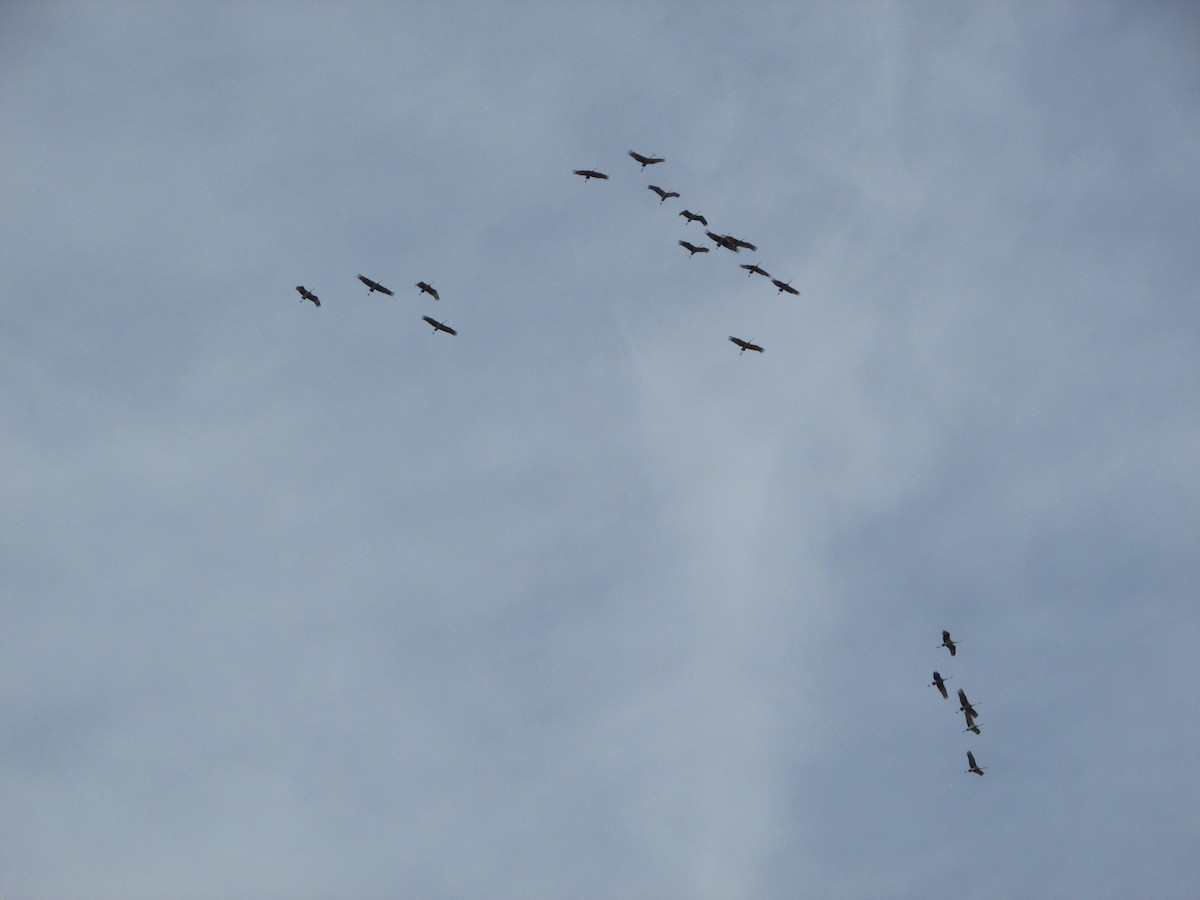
left=2, top=2, right=1199, bottom=897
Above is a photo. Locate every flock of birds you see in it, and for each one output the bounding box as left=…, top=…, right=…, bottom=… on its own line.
left=574, top=150, right=804, bottom=355
left=292, top=149, right=802, bottom=354
left=933, top=630, right=988, bottom=777
left=293, top=276, right=459, bottom=337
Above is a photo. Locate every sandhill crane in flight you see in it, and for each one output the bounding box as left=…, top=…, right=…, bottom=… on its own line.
left=679, top=210, right=708, bottom=226
left=416, top=281, right=439, bottom=301
left=628, top=150, right=665, bottom=169
left=573, top=168, right=608, bottom=180
left=965, top=751, right=986, bottom=776
left=957, top=689, right=979, bottom=720
left=962, top=709, right=981, bottom=735
left=940, top=630, right=958, bottom=656
left=706, top=231, right=741, bottom=252
left=295, top=286, right=320, bottom=307
left=929, top=671, right=950, bottom=699
left=771, top=278, right=800, bottom=296
left=422, top=315, right=458, bottom=336
left=358, top=274, right=394, bottom=296
left=649, top=185, right=680, bottom=203
left=679, top=241, right=709, bottom=256
left=740, top=262, right=771, bottom=279
left=726, top=236, right=757, bottom=252
left=729, top=336, right=764, bottom=355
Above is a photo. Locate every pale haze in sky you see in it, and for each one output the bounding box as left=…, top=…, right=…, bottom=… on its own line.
left=2, top=3, right=1198, bottom=898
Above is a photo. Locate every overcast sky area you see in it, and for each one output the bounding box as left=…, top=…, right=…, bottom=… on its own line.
left=2, top=2, right=1198, bottom=897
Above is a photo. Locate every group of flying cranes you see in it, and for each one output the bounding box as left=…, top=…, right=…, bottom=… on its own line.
left=292, top=274, right=459, bottom=336
left=932, top=630, right=988, bottom=776
left=574, top=149, right=804, bottom=356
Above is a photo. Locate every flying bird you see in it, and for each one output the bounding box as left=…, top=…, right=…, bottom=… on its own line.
left=679, top=210, right=708, bottom=226
left=679, top=240, right=709, bottom=256
left=940, top=630, right=958, bottom=656
left=628, top=150, right=665, bottom=169
left=422, top=315, right=458, bottom=336
left=727, top=236, right=757, bottom=252
left=729, top=336, right=764, bottom=355
left=648, top=185, right=680, bottom=203
left=966, top=750, right=986, bottom=776
left=573, top=168, right=608, bottom=180
left=929, top=671, right=950, bottom=699
left=957, top=689, right=979, bottom=720
left=962, top=709, right=981, bottom=735
left=771, top=278, right=800, bottom=296
left=740, top=262, right=770, bottom=279
left=295, top=286, right=320, bottom=307
left=416, top=281, right=439, bottom=301
left=706, top=231, right=740, bottom=252
left=358, top=274, right=394, bottom=296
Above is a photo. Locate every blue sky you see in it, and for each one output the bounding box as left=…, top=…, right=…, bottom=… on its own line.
left=2, top=3, right=1198, bottom=897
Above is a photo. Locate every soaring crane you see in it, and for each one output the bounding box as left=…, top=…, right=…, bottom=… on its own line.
left=628, top=150, right=665, bottom=169
left=679, top=210, right=708, bottom=226
left=966, top=751, right=986, bottom=776
left=940, top=631, right=958, bottom=656
left=648, top=185, right=680, bottom=203
left=573, top=168, right=608, bottom=180
left=295, top=286, right=320, bottom=307
left=422, top=315, right=458, bottom=336
left=679, top=241, right=709, bottom=256
left=416, top=281, right=440, bottom=301
left=358, top=275, right=394, bottom=296
left=957, top=689, right=979, bottom=720
left=728, top=336, right=764, bottom=355
left=929, top=671, right=950, bottom=699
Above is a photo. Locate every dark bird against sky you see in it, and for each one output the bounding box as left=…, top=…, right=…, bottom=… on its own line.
left=966, top=751, right=986, bottom=776
left=649, top=185, right=680, bottom=203
left=628, top=150, right=664, bottom=169
left=941, top=630, right=958, bottom=656
left=573, top=168, right=608, bottom=180
left=729, top=336, right=764, bottom=354
left=295, top=286, right=320, bottom=307
left=679, top=240, right=709, bottom=256
left=706, top=231, right=740, bottom=252
left=358, top=274, right=394, bottom=296
left=929, top=671, right=949, bottom=699
left=422, top=315, right=458, bottom=336
left=416, top=281, right=439, bottom=301
left=679, top=210, right=707, bottom=226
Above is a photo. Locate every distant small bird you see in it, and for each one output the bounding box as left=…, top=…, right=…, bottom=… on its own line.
left=957, top=689, right=979, bottom=720
left=940, top=630, right=958, bottom=656
left=573, top=168, right=608, bottom=180
left=679, top=240, right=709, bottom=256
left=422, top=315, right=458, bottom=336
left=962, top=709, right=981, bottom=735
left=771, top=278, right=800, bottom=296
left=295, top=286, right=320, bottom=307
left=358, top=274, right=394, bottom=296
left=679, top=210, right=708, bottom=226
left=729, top=336, right=764, bottom=355
left=740, top=262, right=770, bottom=279
left=416, top=281, right=439, bottom=301
left=648, top=185, right=680, bottom=203
left=965, top=750, right=986, bottom=776
left=929, top=671, right=950, bottom=699
left=628, top=150, right=665, bottom=169
left=706, top=230, right=740, bottom=252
